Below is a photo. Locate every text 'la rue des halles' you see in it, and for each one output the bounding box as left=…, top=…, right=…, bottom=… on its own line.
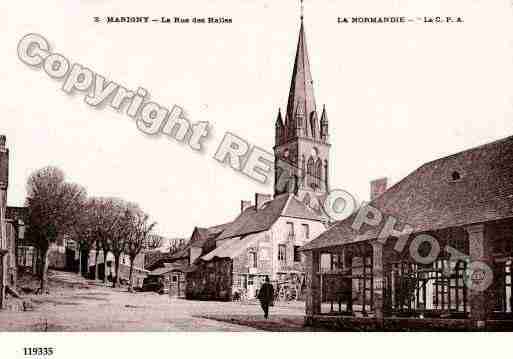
left=103, top=16, right=233, bottom=24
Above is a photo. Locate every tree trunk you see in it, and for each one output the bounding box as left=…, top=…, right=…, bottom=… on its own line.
left=103, top=250, right=108, bottom=284
left=94, top=247, right=99, bottom=281
left=40, top=246, right=50, bottom=295
left=32, top=247, right=38, bottom=275
left=113, top=254, right=120, bottom=288
left=128, top=256, right=135, bottom=292
left=78, top=245, right=82, bottom=276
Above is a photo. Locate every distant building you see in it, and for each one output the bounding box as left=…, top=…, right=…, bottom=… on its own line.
left=0, top=135, right=17, bottom=308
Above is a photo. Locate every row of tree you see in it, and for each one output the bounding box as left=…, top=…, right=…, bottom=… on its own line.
left=26, top=166, right=158, bottom=294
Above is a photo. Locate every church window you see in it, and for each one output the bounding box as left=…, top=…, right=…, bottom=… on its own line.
left=310, top=113, right=317, bottom=138
left=307, top=157, right=315, bottom=187
left=315, top=158, right=323, bottom=187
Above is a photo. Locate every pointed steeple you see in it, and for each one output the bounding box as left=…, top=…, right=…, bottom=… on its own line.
left=286, top=18, right=317, bottom=138
left=320, top=104, right=329, bottom=141
left=320, top=104, right=328, bottom=123
left=275, top=108, right=284, bottom=128
left=275, top=108, right=284, bottom=145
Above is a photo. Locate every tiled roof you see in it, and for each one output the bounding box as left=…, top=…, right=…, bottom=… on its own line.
left=303, top=135, right=513, bottom=251
left=216, top=193, right=321, bottom=241
left=168, top=222, right=233, bottom=262
left=201, top=236, right=258, bottom=261
left=190, top=222, right=232, bottom=248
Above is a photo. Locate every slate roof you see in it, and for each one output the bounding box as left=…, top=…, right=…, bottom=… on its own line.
left=286, top=21, right=317, bottom=137
left=168, top=222, right=233, bottom=262
left=190, top=222, right=232, bottom=248
left=200, top=193, right=323, bottom=261
left=302, top=135, right=513, bottom=251
left=216, top=193, right=322, bottom=241
left=201, top=236, right=258, bottom=261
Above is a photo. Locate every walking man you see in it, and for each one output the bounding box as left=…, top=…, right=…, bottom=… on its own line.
left=258, top=276, right=274, bottom=319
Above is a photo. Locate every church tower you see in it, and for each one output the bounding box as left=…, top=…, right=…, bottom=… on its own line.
left=274, top=7, right=330, bottom=210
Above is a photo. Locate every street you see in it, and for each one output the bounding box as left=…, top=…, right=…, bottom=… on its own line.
left=0, top=271, right=306, bottom=331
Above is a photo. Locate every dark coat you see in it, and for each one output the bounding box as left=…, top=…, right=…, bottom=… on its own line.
left=258, top=282, right=274, bottom=303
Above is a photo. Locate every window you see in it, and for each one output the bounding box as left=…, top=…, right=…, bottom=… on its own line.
left=302, top=224, right=310, bottom=239
left=293, top=246, right=301, bottom=262
left=249, top=252, right=257, bottom=268
left=278, top=244, right=286, bottom=261
left=172, top=276, right=177, bottom=282
left=287, top=222, right=294, bottom=238
left=451, top=171, right=461, bottom=181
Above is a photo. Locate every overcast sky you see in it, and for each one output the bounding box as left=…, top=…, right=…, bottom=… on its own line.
left=1, top=0, right=513, bottom=238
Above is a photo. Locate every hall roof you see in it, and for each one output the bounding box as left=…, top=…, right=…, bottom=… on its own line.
left=302, top=135, right=513, bottom=251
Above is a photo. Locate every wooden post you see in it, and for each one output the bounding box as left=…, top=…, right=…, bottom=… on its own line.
left=465, top=224, right=494, bottom=328
left=305, top=250, right=321, bottom=317
left=372, top=241, right=385, bottom=321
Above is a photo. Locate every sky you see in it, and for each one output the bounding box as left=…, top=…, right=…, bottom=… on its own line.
left=1, top=0, right=513, bottom=238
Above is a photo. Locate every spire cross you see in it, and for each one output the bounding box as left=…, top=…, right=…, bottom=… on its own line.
left=300, top=0, right=304, bottom=21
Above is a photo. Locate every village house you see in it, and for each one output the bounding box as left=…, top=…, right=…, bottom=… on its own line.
left=186, top=193, right=325, bottom=301
left=0, top=135, right=19, bottom=308
left=146, top=223, right=232, bottom=297
left=86, top=249, right=148, bottom=286
left=302, top=135, right=513, bottom=330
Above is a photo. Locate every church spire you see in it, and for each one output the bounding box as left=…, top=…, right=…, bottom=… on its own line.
left=285, top=2, right=317, bottom=138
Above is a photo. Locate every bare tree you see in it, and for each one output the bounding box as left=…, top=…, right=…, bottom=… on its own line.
left=124, top=207, right=157, bottom=292
left=92, top=198, right=120, bottom=284
left=109, top=199, right=132, bottom=288
left=70, top=198, right=97, bottom=277
left=146, top=234, right=163, bottom=252
left=26, top=167, right=87, bottom=294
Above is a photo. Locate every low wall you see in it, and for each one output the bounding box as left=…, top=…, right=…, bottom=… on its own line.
left=305, top=315, right=513, bottom=331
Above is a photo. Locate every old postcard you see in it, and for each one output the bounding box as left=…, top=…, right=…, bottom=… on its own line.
left=1, top=0, right=512, bottom=357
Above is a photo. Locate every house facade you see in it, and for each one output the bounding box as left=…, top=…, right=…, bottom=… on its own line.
left=0, top=135, right=18, bottom=309
left=187, top=193, right=326, bottom=300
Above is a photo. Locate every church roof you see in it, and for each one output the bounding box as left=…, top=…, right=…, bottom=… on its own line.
left=286, top=21, right=317, bottom=129
left=302, top=135, right=513, bottom=251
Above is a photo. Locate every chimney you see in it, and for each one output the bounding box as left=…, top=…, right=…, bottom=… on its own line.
left=255, top=193, right=272, bottom=210
left=370, top=177, right=388, bottom=201
left=241, top=200, right=252, bottom=213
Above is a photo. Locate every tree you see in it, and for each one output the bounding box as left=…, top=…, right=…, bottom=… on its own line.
left=91, top=197, right=120, bottom=284
left=26, top=167, right=87, bottom=294
left=146, top=234, right=162, bottom=252
left=107, top=198, right=132, bottom=288
left=124, top=207, right=157, bottom=292
left=69, top=198, right=97, bottom=277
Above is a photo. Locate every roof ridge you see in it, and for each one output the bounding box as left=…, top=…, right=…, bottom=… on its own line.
left=422, top=135, right=513, bottom=167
